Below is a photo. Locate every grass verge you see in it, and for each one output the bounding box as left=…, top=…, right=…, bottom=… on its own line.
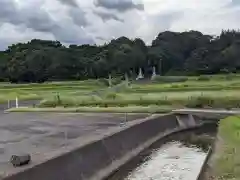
left=38, top=92, right=240, bottom=109
left=7, top=106, right=173, bottom=114
left=211, top=116, right=240, bottom=179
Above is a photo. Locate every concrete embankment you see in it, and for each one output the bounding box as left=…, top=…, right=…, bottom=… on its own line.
left=3, top=113, right=204, bottom=180
left=197, top=147, right=213, bottom=180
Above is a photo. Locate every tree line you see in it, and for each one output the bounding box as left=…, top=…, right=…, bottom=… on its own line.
left=0, top=30, right=240, bottom=83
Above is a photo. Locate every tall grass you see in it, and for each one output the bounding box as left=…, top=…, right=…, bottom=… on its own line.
left=127, top=80, right=240, bottom=93
left=152, top=76, right=188, bottom=83
left=152, top=74, right=240, bottom=83
left=6, top=75, right=240, bottom=110
left=39, top=90, right=240, bottom=109
left=212, top=116, right=240, bottom=179
left=0, top=79, right=104, bottom=103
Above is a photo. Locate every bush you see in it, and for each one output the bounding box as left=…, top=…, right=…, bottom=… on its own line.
left=111, top=78, right=122, bottom=85
left=185, top=96, right=214, bottom=108
left=38, top=99, right=58, bottom=108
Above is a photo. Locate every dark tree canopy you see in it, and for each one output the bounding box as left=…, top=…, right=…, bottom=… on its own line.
left=1, top=30, right=240, bottom=82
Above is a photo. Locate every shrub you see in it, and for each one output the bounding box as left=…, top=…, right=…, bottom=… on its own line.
left=38, top=99, right=58, bottom=108
left=186, top=96, right=214, bottom=108
left=111, top=78, right=122, bottom=85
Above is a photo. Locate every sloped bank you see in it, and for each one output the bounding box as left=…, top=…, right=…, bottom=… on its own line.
left=3, top=114, right=207, bottom=180
left=202, top=116, right=240, bottom=180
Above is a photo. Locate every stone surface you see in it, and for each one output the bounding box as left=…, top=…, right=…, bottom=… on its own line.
left=0, top=111, right=148, bottom=179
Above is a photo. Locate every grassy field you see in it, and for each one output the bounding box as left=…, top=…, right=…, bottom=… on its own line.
left=38, top=76, right=240, bottom=109
left=0, top=80, right=106, bottom=103
left=5, top=74, right=240, bottom=112
left=211, top=116, right=240, bottom=179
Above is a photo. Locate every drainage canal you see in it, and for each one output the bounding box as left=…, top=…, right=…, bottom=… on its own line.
left=107, top=123, right=217, bottom=180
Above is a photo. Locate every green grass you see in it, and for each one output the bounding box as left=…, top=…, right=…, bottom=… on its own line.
left=4, top=74, right=240, bottom=113
left=0, top=79, right=106, bottom=103
left=127, top=79, right=240, bottom=93
left=7, top=105, right=173, bottom=114
left=152, top=74, right=240, bottom=83
left=0, top=78, right=128, bottom=103
left=38, top=90, right=240, bottom=109
left=212, top=116, right=240, bottom=179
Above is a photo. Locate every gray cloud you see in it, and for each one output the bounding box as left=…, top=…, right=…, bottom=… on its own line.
left=0, top=0, right=94, bottom=47
left=93, top=10, right=124, bottom=22
left=0, top=0, right=20, bottom=24
left=96, top=36, right=106, bottom=41
left=94, top=0, right=144, bottom=12
left=55, top=1, right=89, bottom=28
left=155, top=12, right=184, bottom=28
left=0, top=0, right=59, bottom=33
left=69, top=7, right=88, bottom=27
left=0, top=0, right=239, bottom=51
left=54, top=26, right=94, bottom=44
left=56, top=0, right=78, bottom=7
left=229, top=0, right=240, bottom=6
left=22, top=9, right=59, bottom=33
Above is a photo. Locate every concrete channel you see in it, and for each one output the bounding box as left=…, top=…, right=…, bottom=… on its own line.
left=107, top=122, right=217, bottom=180
left=0, top=111, right=219, bottom=180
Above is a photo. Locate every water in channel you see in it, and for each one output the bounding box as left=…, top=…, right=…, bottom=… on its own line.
left=107, top=124, right=216, bottom=180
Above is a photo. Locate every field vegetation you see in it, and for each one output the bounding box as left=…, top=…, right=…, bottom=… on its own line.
left=211, top=116, right=240, bottom=179
left=7, top=74, right=240, bottom=113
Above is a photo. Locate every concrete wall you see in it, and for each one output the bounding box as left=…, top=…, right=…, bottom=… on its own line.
left=4, top=114, right=202, bottom=180
left=197, top=147, right=213, bottom=180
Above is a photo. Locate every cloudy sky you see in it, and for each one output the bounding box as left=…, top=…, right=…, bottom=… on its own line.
left=0, top=0, right=239, bottom=49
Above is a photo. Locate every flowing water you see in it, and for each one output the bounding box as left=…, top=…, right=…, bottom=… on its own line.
left=122, top=141, right=206, bottom=180
left=107, top=124, right=216, bottom=180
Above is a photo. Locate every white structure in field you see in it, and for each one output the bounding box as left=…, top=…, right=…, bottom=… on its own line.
left=136, top=68, right=144, bottom=80
left=125, top=73, right=129, bottom=86
left=151, top=66, right=157, bottom=80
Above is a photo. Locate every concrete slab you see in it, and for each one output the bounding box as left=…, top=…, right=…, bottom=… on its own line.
left=0, top=100, right=38, bottom=112
left=0, top=112, right=149, bottom=178
left=173, top=108, right=240, bottom=115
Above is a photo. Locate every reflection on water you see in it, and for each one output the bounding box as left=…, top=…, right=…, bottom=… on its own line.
left=124, top=141, right=206, bottom=180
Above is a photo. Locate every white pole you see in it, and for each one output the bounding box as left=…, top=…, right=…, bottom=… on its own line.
left=8, top=100, right=10, bottom=109
left=16, top=97, right=18, bottom=108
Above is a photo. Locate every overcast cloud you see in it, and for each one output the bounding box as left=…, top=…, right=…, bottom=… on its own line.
left=0, top=0, right=239, bottom=49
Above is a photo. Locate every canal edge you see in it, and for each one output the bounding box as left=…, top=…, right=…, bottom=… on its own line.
left=197, top=147, right=213, bottom=180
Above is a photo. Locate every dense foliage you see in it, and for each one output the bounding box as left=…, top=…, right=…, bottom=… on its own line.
left=1, top=30, right=240, bottom=82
